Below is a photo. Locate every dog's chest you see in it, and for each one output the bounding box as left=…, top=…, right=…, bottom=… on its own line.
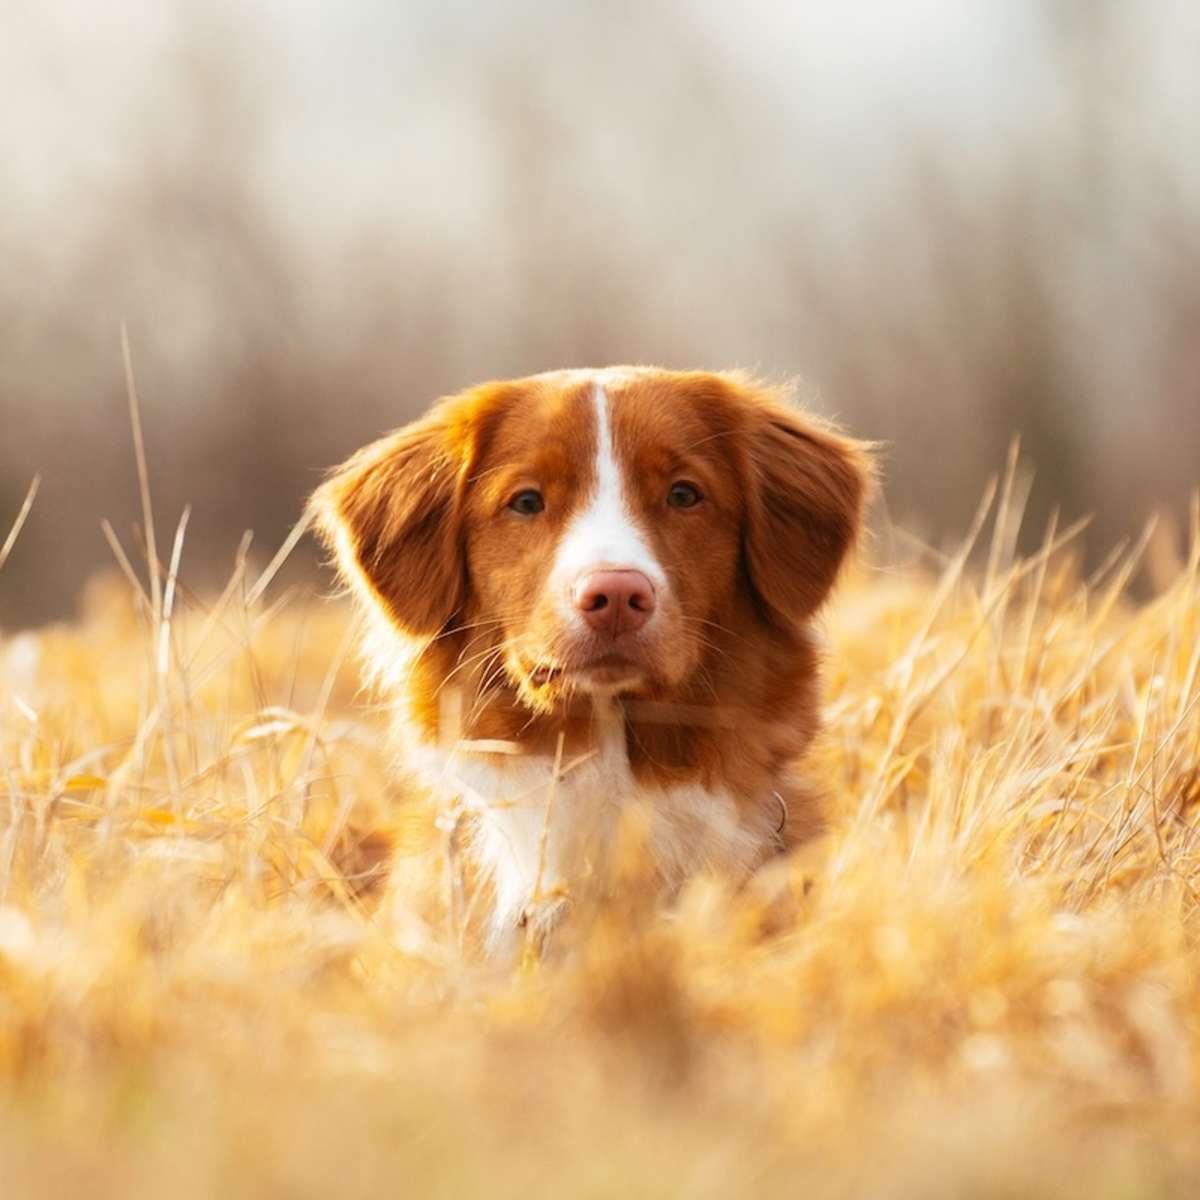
left=406, top=717, right=771, bottom=939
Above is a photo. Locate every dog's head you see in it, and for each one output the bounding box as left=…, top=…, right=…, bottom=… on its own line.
left=312, top=368, right=870, bottom=713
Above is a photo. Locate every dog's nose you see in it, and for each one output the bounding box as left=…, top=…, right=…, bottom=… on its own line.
left=573, top=570, right=656, bottom=635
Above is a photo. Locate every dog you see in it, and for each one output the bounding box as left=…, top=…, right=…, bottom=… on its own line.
left=312, top=368, right=870, bottom=951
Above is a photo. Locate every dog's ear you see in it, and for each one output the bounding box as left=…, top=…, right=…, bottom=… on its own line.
left=742, top=390, right=872, bottom=628
left=311, top=411, right=467, bottom=636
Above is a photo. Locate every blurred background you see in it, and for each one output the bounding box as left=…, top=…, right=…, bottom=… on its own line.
left=2, top=1, right=1197, bottom=628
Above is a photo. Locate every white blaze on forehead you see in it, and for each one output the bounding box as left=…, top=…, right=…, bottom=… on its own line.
left=549, top=382, right=666, bottom=597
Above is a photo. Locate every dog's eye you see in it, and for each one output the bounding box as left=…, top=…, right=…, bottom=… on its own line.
left=667, top=481, right=701, bottom=509
left=507, top=488, right=545, bottom=516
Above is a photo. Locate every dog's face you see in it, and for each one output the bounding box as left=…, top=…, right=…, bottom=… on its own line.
left=314, top=368, right=869, bottom=714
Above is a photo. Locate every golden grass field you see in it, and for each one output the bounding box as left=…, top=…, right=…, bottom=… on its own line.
left=2, top=456, right=1199, bottom=1198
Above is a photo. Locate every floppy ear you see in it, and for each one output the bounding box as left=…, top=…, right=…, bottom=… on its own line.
left=744, top=398, right=872, bottom=627
left=311, top=412, right=466, bottom=636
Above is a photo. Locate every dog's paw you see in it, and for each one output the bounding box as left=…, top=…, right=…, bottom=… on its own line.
left=518, top=891, right=573, bottom=959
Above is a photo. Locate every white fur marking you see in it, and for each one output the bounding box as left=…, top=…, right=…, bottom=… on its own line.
left=548, top=382, right=666, bottom=607
left=407, top=727, right=767, bottom=950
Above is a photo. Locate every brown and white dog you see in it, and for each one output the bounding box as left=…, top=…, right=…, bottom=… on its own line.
left=312, top=368, right=870, bottom=949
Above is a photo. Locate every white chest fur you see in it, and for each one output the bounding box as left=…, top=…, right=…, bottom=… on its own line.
left=404, top=709, right=773, bottom=947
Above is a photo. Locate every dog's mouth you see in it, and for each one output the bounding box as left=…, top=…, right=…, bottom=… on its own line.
left=527, top=662, right=564, bottom=687
left=525, top=655, right=646, bottom=692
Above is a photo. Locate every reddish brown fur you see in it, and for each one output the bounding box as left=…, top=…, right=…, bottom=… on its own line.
left=312, top=368, right=871, bottom=901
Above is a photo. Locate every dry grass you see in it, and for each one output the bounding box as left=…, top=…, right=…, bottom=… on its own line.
left=2, top=467, right=1200, bottom=1198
